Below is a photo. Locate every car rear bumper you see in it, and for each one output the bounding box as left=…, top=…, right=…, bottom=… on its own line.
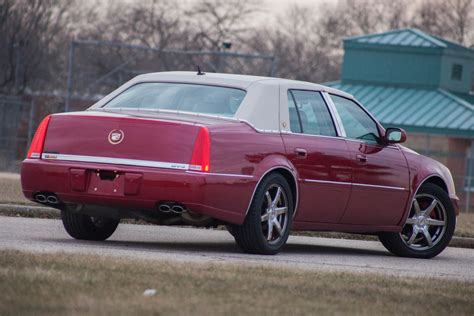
left=21, top=159, right=256, bottom=224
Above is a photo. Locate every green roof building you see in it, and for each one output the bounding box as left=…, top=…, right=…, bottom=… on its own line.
left=327, top=28, right=474, bottom=211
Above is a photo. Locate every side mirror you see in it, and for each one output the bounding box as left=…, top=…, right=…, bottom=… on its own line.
left=384, top=127, right=407, bottom=144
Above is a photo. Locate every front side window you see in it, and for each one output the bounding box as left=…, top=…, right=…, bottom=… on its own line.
left=105, top=83, right=246, bottom=117
left=287, top=90, right=337, bottom=136
left=331, top=94, right=380, bottom=143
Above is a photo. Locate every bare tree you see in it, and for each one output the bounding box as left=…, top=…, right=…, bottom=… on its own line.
left=0, top=0, right=71, bottom=94
left=415, top=0, right=474, bottom=45
left=188, top=0, right=260, bottom=51
left=246, top=5, right=339, bottom=82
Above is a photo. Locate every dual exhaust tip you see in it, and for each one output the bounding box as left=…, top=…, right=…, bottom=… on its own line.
left=158, top=203, right=186, bottom=214
left=35, top=193, right=60, bottom=205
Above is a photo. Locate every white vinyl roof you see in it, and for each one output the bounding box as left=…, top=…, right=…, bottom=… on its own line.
left=89, top=71, right=354, bottom=132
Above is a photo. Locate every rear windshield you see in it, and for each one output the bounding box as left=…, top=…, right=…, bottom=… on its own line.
left=104, top=82, right=246, bottom=117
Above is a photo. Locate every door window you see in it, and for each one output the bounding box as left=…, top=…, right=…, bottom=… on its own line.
left=288, top=90, right=337, bottom=136
left=331, top=94, right=380, bottom=143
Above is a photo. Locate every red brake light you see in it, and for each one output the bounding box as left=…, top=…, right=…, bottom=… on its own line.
left=190, top=127, right=210, bottom=172
left=27, top=115, right=52, bottom=159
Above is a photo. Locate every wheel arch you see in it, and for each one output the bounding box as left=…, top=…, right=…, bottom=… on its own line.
left=245, top=164, right=299, bottom=219
left=420, top=175, right=448, bottom=193
left=272, top=167, right=298, bottom=213
left=399, top=174, right=453, bottom=227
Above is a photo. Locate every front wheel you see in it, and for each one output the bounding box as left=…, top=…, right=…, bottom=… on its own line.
left=61, top=209, right=120, bottom=241
left=233, top=173, right=293, bottom=255
left=379, top=183, right=456, bottom=259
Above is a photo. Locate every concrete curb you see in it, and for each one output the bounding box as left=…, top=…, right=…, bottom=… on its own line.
left=1, top=203, right=473, bottom=249
left=0, top=203, right=59, bottom=217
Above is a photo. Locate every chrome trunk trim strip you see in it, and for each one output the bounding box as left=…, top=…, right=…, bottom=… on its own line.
left=41, top=153, right=189, bottom=170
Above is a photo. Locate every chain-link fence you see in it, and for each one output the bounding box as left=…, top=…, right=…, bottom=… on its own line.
left=64, top=40, right=277, bottom=111
left=0, top=95, right=34, bottom=172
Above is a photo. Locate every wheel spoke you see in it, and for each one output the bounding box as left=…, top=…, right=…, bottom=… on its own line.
left=265, top=192, right=272, bottom=208
left=423, top=199, right=438, bottom=218
left=426, top=218, right=445, bottom=226
left=273, top=220, right=282, bottom=236
left=272, top=187, right=282, bottom=207
left=261, top=212, right=269, bottom=222
left=275, top=207, right=288, bottom=216
left=422, top=227, right=433, bottom=247
left=406, top=227, right=419, bottom=245
left=405, top=217, right=417, bottom=225
left=413, top=199, right=422, bottom=216
left=267, top=220, right=274, bottom=241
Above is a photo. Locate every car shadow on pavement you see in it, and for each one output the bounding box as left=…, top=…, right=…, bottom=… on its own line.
left=41, top=237, right=391, bottom=257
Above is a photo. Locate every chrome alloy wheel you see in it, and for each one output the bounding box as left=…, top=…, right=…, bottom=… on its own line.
left=400, top=193, right=447, bottom=251
left=260, top=184, right=289, bottom=244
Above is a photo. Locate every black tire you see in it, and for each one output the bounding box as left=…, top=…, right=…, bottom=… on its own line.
left=379, top=183, right=456, bottom=259
left=225, top=224, right=237, bottom=237
left=61, top=209, right=119, bottom=241
left=233, top=173, right=294, bottom=255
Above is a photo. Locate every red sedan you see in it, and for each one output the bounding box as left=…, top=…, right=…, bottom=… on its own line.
left=21, top=72, right=458, bottom=258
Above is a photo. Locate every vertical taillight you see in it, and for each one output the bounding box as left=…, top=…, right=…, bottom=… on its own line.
left=27, top=115, right=52, bottom=159
left=190, top=127, right=211, bottom=172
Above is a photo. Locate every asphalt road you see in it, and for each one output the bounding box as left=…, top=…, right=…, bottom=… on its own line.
left=1, top=216, right=473, bottom=281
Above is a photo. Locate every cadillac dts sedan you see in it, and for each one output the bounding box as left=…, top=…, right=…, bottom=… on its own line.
left=21, top=72, right=458, bottom=258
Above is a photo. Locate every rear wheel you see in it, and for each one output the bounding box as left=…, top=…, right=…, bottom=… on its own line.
left=379, top=183, right=455, bottom=259
left=233, top=173, right=293, bottom=255
left=61, top=209, right=119, bottom=241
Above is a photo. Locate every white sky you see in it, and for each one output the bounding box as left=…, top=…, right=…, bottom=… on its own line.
left=178, top=0, right=342, bottom=15
left=261, top=0, right=340, bottom=14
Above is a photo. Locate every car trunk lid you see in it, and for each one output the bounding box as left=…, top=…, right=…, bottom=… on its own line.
left=41, top=111, right=212, bottom=170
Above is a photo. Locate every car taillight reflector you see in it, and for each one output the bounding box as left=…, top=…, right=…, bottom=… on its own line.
left=27, top=115, right=52, bottom=159
left=190, top=127, right=210, bottom=172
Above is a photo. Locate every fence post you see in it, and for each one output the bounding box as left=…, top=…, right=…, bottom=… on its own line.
left=466, top=176, right=471, bottom=213
left=65, top=41, right=75, bottom=112
left=27, top=97, right=35, bottom=147
left=270, top=57, right=278, bottom=77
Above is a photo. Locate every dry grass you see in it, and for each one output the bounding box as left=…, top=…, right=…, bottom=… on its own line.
left=457, top=212, right=474, bottom=238
left=0, top=173, right=32, bottom=205
left=0, top=250, right=473, bottom=316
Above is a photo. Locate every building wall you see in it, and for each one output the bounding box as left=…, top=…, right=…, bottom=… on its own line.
left=440, top=51, right=474, bottom=93
left=405, top=133, right=473, bottom=212
left=342, top=44, right=443, bottom=87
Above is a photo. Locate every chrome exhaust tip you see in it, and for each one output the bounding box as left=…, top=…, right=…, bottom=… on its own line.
left=47, top=195, right=59, bottom=204
left=158, top=204, right=171, bottom=213
left=171, top=205, right=185, bottom=214
left=35, top=194, right=47, bottom=203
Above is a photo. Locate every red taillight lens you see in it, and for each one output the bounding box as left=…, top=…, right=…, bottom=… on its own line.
left=27, top=115, right=52, bottom=159
left=190, top=127, right=210, bottom=172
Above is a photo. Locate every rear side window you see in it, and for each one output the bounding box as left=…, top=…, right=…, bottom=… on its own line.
left=288, top=90, right=337, bottom=137
left=105, top=83, right=246, bottom=117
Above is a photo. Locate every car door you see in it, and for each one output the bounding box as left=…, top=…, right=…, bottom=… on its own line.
left=328, top=94, right=411, bottom=226
left=281, top=89, right=352, bottom=224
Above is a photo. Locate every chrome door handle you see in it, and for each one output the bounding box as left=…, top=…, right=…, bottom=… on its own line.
left=356, top=154, right=367, bottom=163
left=294, top=148, right=308, bottom=158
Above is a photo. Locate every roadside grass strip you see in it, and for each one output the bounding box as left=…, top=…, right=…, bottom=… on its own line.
left=0, top=250, right=473, bottom=315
